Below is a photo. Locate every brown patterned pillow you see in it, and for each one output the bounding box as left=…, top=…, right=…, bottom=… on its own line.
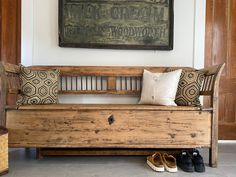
left=175, top=71, right=205, bottom=106
left=17, top=65, right=60, bottom=105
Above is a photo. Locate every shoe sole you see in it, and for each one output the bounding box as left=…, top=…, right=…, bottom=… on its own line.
left=195, top=168, right=205, bottom=173
left=194, top=164, right=205, bottom=173
left=147, top=160, right=164, bottom=172
left=179, top=166, right=194, bottom=172
left=163, top=163, right=178, bottom=173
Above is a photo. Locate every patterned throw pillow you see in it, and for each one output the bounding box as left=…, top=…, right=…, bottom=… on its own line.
left=17, top=65, right=60, bottom=105
left=175, top=71, right=205, bottom=106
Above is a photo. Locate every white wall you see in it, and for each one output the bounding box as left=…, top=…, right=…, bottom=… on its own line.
left=22, top=0, right=206, bottom=103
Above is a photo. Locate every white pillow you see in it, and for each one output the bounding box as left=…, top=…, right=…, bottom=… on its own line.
left=139, top=69, right=182, bottom=106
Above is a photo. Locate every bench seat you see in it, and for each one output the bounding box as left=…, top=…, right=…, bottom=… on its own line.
left=15, top=104, right=206, bottom=111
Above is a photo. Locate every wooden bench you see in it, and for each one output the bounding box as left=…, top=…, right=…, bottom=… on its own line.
left=0, top=62, right=224, bottom=167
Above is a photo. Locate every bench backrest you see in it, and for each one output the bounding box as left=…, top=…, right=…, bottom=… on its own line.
left=30, top=66, right=194, bottom=96
left=0, top=63, right=224, bottom=104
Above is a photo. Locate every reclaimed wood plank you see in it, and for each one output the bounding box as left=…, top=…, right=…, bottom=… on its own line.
left=16, top=104, right=205, bottom=111
left=6, top=110, right=211, bottom=148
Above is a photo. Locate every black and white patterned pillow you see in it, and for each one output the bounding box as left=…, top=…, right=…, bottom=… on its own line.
left=166, top=68, right=205, bottom=106
left=17, top=65, right=60, bottom=105
left=175, top=71, right=205, bottom=106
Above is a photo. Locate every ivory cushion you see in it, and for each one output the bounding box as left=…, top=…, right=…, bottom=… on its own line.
left=139, top=69, right=182, bottom=106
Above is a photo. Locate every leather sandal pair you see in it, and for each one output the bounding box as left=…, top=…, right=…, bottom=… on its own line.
left=147, top=152, right=177, bottom=173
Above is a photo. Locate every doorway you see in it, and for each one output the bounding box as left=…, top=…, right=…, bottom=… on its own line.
left=205, top=0, right=236, bottom=140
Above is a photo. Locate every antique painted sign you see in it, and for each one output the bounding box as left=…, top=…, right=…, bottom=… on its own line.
left=59, top=0, right=174, bottom=50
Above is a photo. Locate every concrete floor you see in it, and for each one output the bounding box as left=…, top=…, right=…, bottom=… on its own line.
left=4, top=142, right=236, bottom=177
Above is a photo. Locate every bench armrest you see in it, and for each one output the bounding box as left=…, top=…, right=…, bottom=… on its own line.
left=0, top=62, right=20, bottom=126
left=199, top=63, right=225, bottom=105
left=199, top=63, right=225, bottom=167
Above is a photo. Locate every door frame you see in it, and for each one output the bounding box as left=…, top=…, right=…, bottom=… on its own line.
left=0, top=0, right=21, bottom=63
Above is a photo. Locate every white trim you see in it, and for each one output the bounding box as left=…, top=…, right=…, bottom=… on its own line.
left=192, top=0, right=197, bottom=68
left=193, top=0, right=206, bottom=69
left=32, top=0, right=35, bottom=65
left=218, top=140, right=236, bottom=144
left=21, top=0, right=34, bottom=66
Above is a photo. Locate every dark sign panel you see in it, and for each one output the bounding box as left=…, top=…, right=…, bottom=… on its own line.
left=59, top=0, right=174, bottom=50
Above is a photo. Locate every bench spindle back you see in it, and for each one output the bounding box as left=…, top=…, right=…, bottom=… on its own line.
left=0, top=63, right=224, bottom=104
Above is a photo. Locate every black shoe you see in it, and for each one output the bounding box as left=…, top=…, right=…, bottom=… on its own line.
left=191, top=149, right=205, bottom=172
left=176, top=151, right=194, bottom=172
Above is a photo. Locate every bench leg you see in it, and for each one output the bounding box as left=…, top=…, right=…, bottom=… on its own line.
left=36, top=148, right=42, bottom=160
left=209, top=146, right=218, bottom=168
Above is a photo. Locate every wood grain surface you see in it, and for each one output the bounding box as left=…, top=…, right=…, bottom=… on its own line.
left=205, top=0, right=236, bottom=141
left=0, top=0, right=21, bottom=64
left=6, top=110, right=211, bottom=148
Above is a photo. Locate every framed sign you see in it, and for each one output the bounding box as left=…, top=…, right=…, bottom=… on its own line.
left=59, top=0, right=174, bottom=50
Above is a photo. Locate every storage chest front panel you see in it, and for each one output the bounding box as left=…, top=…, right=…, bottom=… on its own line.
left=6, top=110, right=211, bottom=148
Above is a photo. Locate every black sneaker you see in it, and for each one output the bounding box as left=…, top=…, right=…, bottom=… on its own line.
left=191, top=149, right=205, bottom=172
left=176, top=151, right=194, bottom=172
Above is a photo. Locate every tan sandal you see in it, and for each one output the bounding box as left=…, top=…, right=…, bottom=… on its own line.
left=147, top=152, right=164, bottom=172
left=162, top=153, right=178, bottom=173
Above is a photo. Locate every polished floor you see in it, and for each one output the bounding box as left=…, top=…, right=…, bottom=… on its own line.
left=5, top=142, right=236, bottom=177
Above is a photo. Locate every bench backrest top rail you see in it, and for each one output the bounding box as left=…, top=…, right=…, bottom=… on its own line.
left=29, top=66, right=194, bottom=76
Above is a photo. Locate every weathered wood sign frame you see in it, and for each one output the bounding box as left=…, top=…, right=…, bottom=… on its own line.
left=59, top=0, right=174, bottom=50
